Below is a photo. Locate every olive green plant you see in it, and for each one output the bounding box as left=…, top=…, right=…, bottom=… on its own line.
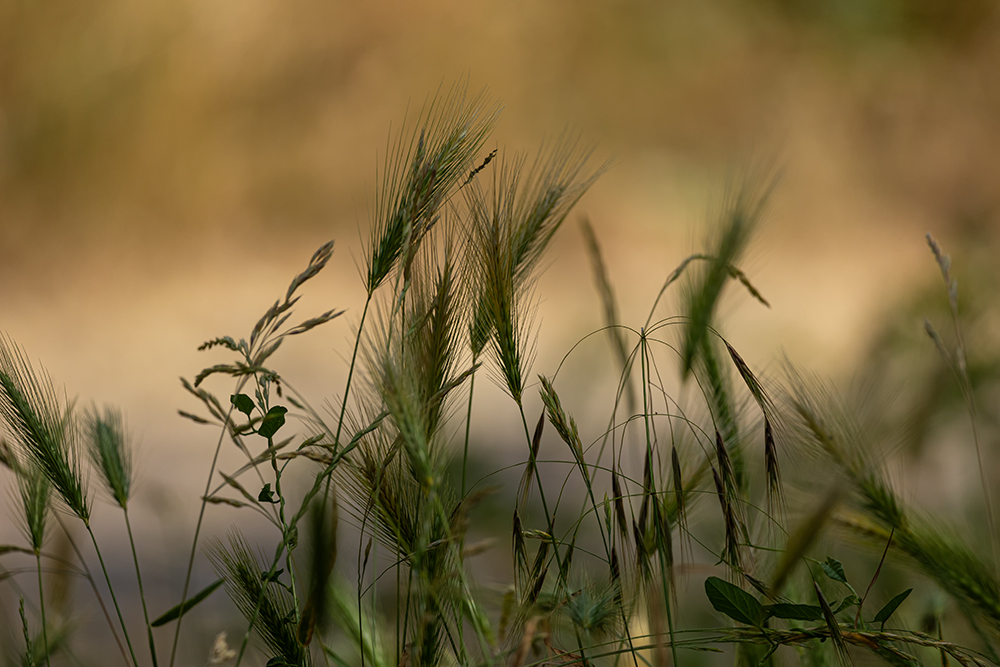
left=1, top=84, right=998, bottom=667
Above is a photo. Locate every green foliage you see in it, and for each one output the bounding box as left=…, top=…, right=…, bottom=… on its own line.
left=151, top=579, right=225, bottom=627
left=705, top=576, right=765, bottom=627
left=1, top=87, right=998, bottom=667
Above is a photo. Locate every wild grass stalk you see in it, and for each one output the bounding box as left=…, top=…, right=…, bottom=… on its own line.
left=85, top=406, right=159, bottom=667
left=924, top=233, right=998, bottom=575
left=4, top=88, right=1000, bottom=667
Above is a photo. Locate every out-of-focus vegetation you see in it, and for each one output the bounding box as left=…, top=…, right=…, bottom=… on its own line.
left=2, top=2, right=1000, bottom=666
left=2, top=79, right=1000, bottom=667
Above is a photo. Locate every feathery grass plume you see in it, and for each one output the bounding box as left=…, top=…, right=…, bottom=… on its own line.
left=725, top=341, right=773, bottom=416
left=14, top=460, right=51, bottom=555
left=763, top=417, right=784, bottom=525
left=679, top=168, right=775, bottom=379
left=924, top=233, right=997, bottom=573
left=338, top=408, right=421, bottom=555
left=362, top=247, right=468, bottom=488
left=784, top=368, right=1000, bottom=634
left=209, top=529, right=308, bottom=666
left=538, top=376, right=588, bottom=486
left=698, top=336, right=745, bottom=488
left=298, top=488, right=338, bottom=647
left=400, top=245, right=467, bottom=443
left=724, top=337, right=784, bottom=510
left=349, top=309, right=468, bottom=667
left=610, top=467, right=631, bottom=548
left=670, top=446, right=690, bottom=541
left=527, top=538, right=551, bottom=606
left=84, top=406, right=133, bottom=509
left=366, top=84, right=500, bottom=295
left=712, top=466, right=744, bottom=579
left=464, top=137, right=604, bottom=401
left=580, top=218, right=636, bottom=414
left=12, top=456, right=55, bottom=664
left=815, top=582, right=854, bottom=667
left=715, top=428, right=752, bottom=572
left=326, top=577, right=391, bottom=667
left=565, top=577, right=622, bottom=643
left=463, top=155, right=532, bottom=400
left=0, top=334, right=88, bottom=523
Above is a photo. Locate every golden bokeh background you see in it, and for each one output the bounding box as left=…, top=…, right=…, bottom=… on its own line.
left=3, top=0, right=1000, bottom=662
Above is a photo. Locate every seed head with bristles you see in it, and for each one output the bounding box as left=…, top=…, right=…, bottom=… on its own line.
left=463, top=137, right=604, bottom=402
left=366, top=84, right=500, bottom=295
left=85, top=405, right=134, bottom=510
left=15, top=460, right=51, bottom=555
left=0, top=334, right=89, bottom=523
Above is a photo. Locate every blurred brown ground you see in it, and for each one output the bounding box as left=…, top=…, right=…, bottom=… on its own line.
left=2, top=0, right=1000, bottom=662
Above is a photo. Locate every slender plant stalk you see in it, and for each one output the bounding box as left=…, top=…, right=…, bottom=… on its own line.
left=461, top=363, right=477, bottom=499
left=334, top=296, right=373, bottom=449
left=168, top=392, right=242, bottom=667
left=124, top=509, right=158, bottom=667
left=87, top=525, right=139, bottom=667
left=35, top=552, right=51, bottom=667
left=54, top=513, right=130, bottom=665
left=926, top=234, right=998, bottom=572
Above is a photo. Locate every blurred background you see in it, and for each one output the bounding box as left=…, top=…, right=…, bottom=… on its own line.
left=2, top=0, right=1000, bottom=663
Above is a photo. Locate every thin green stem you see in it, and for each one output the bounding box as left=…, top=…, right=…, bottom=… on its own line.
left=334, top=296, right=373, bottom=448
left=169, top=390, right=242, bottom=667
left=461, top=363, right=478, bottom=499
left=36, top=552, right=51, bottom=667
left=124, top=509, right=158, bottom=667
left=55, top=514, right=129, bottom=665
left=271, top=442, right=300, bottom=619
left=233, top=540, right=287, bottom=667
left=87, top=525, right=139, bottom=667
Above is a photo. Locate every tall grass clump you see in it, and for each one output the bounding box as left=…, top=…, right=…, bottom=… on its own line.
left=1, top=84, right=999, bottom=667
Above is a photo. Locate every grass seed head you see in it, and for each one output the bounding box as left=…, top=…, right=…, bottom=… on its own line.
left=84, top=405, right=133, bottom=510
left=0, top=334, right=89, bottom=522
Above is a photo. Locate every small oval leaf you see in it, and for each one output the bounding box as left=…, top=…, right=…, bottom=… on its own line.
left=705, top=576, right=764, bottom=626
left=231, top=394, right=256, bottom=417
left=873, top=588, right=913, bottom=627
left=258, top=483, right=278, bottom=504
left=151, top=579, right=225, bottom=627
left=258, top=406, right=288, bottom=439
left=821, top=557, right=848, bottom=584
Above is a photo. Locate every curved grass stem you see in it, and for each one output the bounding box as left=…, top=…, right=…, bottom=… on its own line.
left=124, top=508, right=158, bottom=667
left=88, top=524, right=139, bottom=667
left=35, top=552, right=51, bottom=667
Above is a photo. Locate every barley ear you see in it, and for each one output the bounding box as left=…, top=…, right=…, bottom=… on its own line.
left=0, top=334, right=88, bottom=522
left=84, top=406, right=134, bottom=510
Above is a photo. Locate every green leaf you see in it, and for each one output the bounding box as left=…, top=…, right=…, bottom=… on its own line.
left=231, top=394, right=255, bottom=417
left=834, top=594, right=859, bottom=613
left=821, top=557, right=848, bottom=584
left=261, top=568, right=284, bottom=583
left=258, top=406, right=288, bottom=439
left=765, top=603, right=824, bottom=622
left=258, top=483, right=278, bottom=503
left=873, top=588, right=913, bottom=627
left=705, top=576, right=764, bottom=626
left=151, top=579, right=225, bottom=627
left=266, top=657, right=295, bottom=667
